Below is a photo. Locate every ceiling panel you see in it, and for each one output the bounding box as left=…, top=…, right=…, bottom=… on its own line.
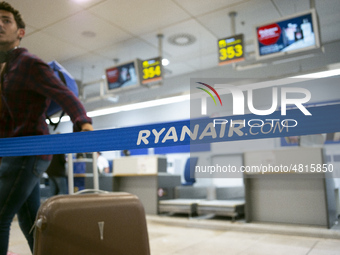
left=196, top=0, right=280, bottom=41
left=95, top=38, right=159, bottom=63
left=20, top=31, right=87, bottom=63
left=173, top=0, right=249, bottom=16
left=23, top=25, right=36, bottom=37
left=272, top=0, right=310, bottom=16
left=89, top=0, right=191, bottom=36
left=315, top=0, right=340, bottom=25
left=184, top=52, right=219, bottom=71
left=9, top=0, right=82, bottom=29
left=71, top=0, right=107, bottom=8
left=61, top=52, right=112, bottom=83
left=41, top=10, right=133, bottom=51
left=141, top=19, right=217, bottom=59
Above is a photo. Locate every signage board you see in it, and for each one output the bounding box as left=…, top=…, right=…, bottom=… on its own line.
left=141, top=57, right=162, bottom=84
left=218, top=34, right=245, bottom=65
left=254, top=9, right=320, bottom=60
left=105, top=59, right=141, bottom=92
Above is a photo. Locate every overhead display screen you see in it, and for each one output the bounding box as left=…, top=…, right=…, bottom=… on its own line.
left=105, top=59, right=141, bottom=92
left=218, top=34, right=245, bottom=65
left=255, top=9, right=320, bottom=60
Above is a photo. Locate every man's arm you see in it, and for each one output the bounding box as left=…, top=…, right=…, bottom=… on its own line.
left=30, top=60, right=93, bottom=131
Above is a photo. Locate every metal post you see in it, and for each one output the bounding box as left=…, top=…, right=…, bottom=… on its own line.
left=92, top=152, right=99, bottom=190
left=67, top=153, right=74, bottom=194
left=229, top=11, right=237, bottom=36
left=157, top=34, right=164, bottom=59
left=201, top=96, right=207, bottom=115
left=99, top=80, right=104, bottom=97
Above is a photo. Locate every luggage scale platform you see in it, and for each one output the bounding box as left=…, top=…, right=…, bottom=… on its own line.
left=196, top=199, right=245, bottom=220
left=159, top=198, right=245, bottom=220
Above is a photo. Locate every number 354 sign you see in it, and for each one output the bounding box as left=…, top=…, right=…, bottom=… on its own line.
left=218, top=34, right=245, bottom=65
left=142, top=57, right=162, bottom=84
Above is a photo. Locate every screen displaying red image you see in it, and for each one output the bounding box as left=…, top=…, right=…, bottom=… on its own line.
left=257, top=23, right=281, bottom=46
left=105, top=60, right=140, bottom=91
left=255, top=9, right=320, bottom=59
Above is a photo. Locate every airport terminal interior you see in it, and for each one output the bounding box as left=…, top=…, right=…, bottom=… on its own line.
left=5, top=0, right=340, bottom=254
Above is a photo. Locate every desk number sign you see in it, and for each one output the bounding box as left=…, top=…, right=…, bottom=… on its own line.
left=218, top=34, right=245, bottom=65
left=142, top=57, right=162, bottom=84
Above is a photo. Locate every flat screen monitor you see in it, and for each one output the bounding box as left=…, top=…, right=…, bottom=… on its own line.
left=105, top=59, right=141, bottom=92
left=254, top=9, right=320, bottom=60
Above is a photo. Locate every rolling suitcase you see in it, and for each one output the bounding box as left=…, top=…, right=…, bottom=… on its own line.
left=33, top=192, right=150, bottom=255
left=33, top=153, right=150, bottom=255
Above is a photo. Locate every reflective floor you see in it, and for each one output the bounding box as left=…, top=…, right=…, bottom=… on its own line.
left=8, top=215, right=340, bottom=255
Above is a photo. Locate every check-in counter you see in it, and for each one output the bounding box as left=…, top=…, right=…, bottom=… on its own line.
left=113, top=155, right=167, bottom=175
left=113, top=156, right=181, bottom=214
left=71, top=156, right=181, bottom=214
left=244, top=147, right=337, bottom=228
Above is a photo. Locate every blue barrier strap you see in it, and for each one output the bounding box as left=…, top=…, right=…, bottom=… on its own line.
left=190, top=103, right=340, bottom=144
left=0, top=104, right=339, bottom=157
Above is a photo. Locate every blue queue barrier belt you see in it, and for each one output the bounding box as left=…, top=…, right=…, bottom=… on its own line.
left=0, top=104, right=340, bottom=157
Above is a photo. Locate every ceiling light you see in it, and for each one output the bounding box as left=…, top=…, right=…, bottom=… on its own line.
left=73, top=0, right=92, bottom=3
left=291, top=68, right=340, bottom=79
left=162, top=58, right=170, bottom=66
left=48, top=94, right=190, bottom=123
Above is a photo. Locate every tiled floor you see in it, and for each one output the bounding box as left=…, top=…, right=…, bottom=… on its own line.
left=8, top=215, right=340, bottom=255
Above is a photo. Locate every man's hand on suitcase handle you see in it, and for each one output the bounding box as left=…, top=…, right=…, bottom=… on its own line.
left=81, top=123, right=94, bottom=132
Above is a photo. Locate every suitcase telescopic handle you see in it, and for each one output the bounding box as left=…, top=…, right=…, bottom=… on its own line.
left=67, top=152, right=99, bottom=194
left=74, top=189, right=110, bottom=195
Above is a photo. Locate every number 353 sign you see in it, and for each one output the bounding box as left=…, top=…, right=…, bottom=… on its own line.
left=218, top=34, right=245, bottom=65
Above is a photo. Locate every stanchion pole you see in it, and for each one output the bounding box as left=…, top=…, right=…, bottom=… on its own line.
left=68, top=153, right=74, bottom=194
left=92, top=152, right=99, bottom=190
